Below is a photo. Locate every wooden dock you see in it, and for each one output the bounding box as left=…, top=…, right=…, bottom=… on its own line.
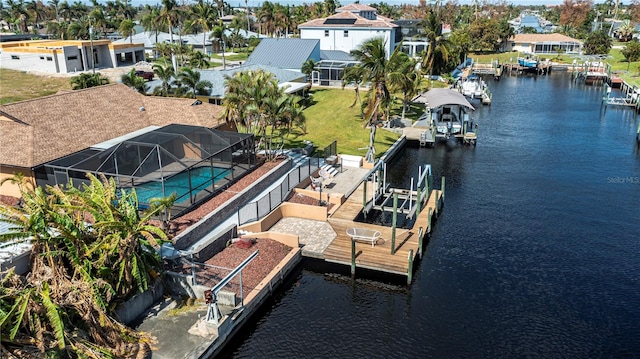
left=323, top=179, right=443, bottom=281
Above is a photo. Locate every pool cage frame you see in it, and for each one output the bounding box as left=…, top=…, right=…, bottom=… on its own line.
left=36, top=124, right=256, bottom=215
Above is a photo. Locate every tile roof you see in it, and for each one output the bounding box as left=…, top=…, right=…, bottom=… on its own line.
left=298, top=11, right=398, bottom=29
left=0, top=84, right=224, bottom=168
left=245, top=38, right=320, bottom=69
left=511, top=33, right=581, bottom=43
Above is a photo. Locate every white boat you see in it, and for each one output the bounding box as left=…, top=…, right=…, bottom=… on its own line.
left=459, top=74, right=488, bottom=100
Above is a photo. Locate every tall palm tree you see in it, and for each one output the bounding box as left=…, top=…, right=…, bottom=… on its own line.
left=210, top=22, right=227, bottom=69
left=118, top=18, right=135, bottom=43
left=189, top=0, right=217, bottom=54
left=350, top=37, right=404, bottom=163
left=387, top=53, right=421, bottom=120
left=420, top=10, right=451, bottom=77
left=158, top=0, right=179, bottom=71
left=257, top=1, right=275, bottom=36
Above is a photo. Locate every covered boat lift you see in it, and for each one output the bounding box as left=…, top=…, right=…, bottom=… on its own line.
left=407, top=88, right=478, bottom=146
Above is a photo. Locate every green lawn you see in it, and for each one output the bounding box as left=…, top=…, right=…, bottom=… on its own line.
left=0, top=68, right=72, bottom=104
left=286, top=87, right=401, bottom=158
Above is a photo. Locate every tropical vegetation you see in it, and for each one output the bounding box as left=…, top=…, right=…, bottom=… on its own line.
left=0, top=174, right=175, bottom=358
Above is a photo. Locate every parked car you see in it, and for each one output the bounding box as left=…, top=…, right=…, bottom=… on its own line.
left=135, top=70, right=154, bottom=81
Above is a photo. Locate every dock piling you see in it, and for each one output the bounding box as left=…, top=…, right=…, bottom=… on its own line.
left=418, top=227, right=424, bottom=258
left=350, top=238, right=356, bottom=276
left=407, top=250, right=414, bottom=286
left=391, top=192, right=398, bottom=255
left=427, top=208, right=432, bottom=233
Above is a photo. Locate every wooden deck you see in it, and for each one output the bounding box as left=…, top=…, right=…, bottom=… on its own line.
left=323, top=179, right=443, bottom=277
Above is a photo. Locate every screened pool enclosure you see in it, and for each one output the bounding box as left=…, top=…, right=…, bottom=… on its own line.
left=37, top=124, right=256, bottom=215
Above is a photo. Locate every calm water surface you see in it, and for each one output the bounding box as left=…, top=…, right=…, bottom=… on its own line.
left=218, top=73, right=640, bottom=358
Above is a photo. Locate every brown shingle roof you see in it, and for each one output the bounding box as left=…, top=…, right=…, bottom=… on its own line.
left=0, top=84, right=224, bottom=168
left=511, top=33, right=581, bottom=43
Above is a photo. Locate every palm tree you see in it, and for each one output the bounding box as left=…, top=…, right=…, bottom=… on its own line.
left=420, top=10, right=451, bottom=77
left=210, top=22, right=227, bottom=69
left=121, top=68, right=148, bottom=94
left=177, top=67, right=212, bottom=98
left=189, top=0, right=217, bottom=54
left=301, top=58, right=317, bottom=85
left=257, top=1, right=275, bottom=36
left=70, top=72, right=109, bottom=89
left=152, top=63, right=174, bottom=96
left=118, top=18, right=135, bottom=43
left=387, top=53, right=421, bottom=120
left=350, top=37, right=404, bottom=163
left=158, top=0, right=179, bottom=71
left=0, top=174, right=174, bottom=357
left=189, top=50, right=211, bottom=69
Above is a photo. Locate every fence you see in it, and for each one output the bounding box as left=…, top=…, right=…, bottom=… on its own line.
left=323, top=140, right=337, bottom=159
left=237, top=157, right=321, bottom=225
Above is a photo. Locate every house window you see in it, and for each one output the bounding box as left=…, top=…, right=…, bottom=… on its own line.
left=344, top=30, right=349, bottom=37
left=40, top=56, right=45, bottom=60
left=46, top=57, right=52, bottom=61
left=67, top=55, right=78, bottom=60
left=324, top=30, right=329, bottom=37
left=11, top=55, right=19, bottom=60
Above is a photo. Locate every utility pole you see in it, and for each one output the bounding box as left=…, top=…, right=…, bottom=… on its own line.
left=89, top=18, right=95, bottom=74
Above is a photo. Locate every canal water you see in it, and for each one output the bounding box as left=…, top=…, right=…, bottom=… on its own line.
left=218, top=72, right=640, bottom=358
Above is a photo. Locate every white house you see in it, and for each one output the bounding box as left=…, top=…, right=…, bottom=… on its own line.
left=298, top=4, right=400, bottom=59
left=0, top=39, right=145, bottom=74
left=504, top=34, right=582, bottom=55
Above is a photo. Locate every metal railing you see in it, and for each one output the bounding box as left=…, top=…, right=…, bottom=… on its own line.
left=237, top=157, right=320, bottom=225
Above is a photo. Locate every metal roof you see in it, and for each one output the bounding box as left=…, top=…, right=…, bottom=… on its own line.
left=245, top=38, right=320, bottom=69
left=320, top=50, right=355, bottom=62
left=147, top=64, right=306, bottom=99
left=412, top=88, right=475, bottom=111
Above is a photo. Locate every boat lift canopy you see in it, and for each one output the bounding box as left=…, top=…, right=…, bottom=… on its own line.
left=411, top=88, right=475, bottom=111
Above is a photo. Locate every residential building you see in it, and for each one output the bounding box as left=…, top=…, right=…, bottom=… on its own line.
left=298, top=3, right=401, bottom=59
left=242, top=38, right=358, bottom=87
left=0, top=39, right=145, bottom=73
left=503, top=34, right=582, bottom=55
left=0, top=84, right=227, bottom=199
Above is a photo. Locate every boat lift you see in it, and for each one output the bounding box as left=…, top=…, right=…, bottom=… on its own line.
left=206, top=250, right=259, bottom=325
left=362, top=161, right=432, bottom=222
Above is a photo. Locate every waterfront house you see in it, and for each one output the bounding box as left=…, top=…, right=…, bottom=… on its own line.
left=503, top=33, right=582, bottom=55
left=0, top=84, right=228, bottom=200
left=243, top=38, right=358, bottom=87
left=0, top=39, right=145, bottom=73
left=298, top=3, right=400, bottom=59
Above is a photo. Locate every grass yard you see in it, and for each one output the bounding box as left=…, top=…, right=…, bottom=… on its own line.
left=287, top=87, right=401, bottom=158
left=0, top=68, right=72, bottom=104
